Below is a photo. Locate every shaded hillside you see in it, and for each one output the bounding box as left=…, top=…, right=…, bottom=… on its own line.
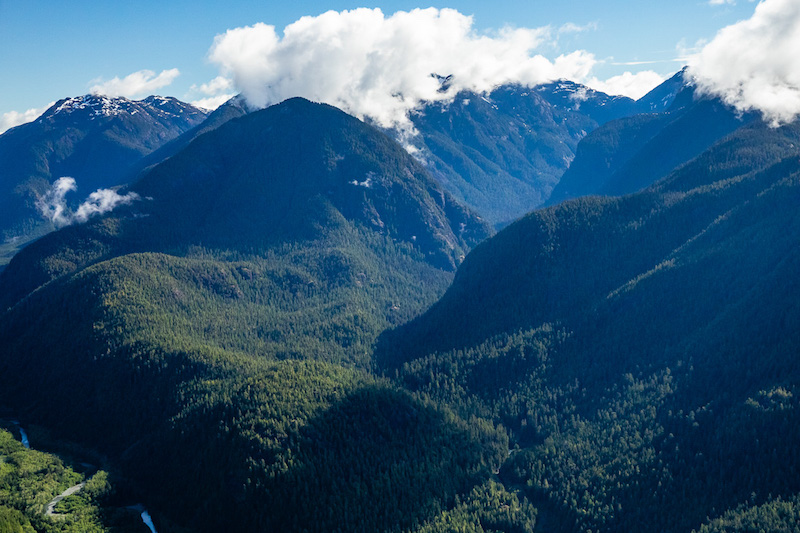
left=127, top=94, right=251, bottom=179
left=0, top=97, right=489, bottom=312
left=411, top=83, right=637, bottom=225
left=377, top=119, right=800, bottom=532
left=547, top=73, right=753, bottom=206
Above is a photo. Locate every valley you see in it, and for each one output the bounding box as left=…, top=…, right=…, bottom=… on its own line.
left=1, top=26, right=799, bottom=532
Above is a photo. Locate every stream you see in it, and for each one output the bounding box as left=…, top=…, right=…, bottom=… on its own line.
left=11, top=420, right=30, bottom=448
left=140, top=510, right=157, bottom=533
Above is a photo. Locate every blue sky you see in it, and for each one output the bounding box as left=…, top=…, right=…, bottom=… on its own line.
left=0, top=0, right=768, bottom=130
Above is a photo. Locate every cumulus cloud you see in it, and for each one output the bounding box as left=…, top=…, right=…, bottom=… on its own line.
left=188, top=76, right=235, bottom=110
left=0, top=102, right=54, bottom=135
left=587, top=70, right=666, bottom=99
left=208, top=8, right=599, bottom=131
left=689, top=0, right=800, bottom=125
left=36, top=177, right=140, bottom=228
left=192, top=75, right=234, bottom=95
left=190, top=94, right=235, bottom=111
left=90, top=68, right=180, bottom=98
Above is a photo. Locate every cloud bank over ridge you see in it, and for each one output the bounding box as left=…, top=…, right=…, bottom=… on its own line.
left=689, top=0, right=800, bottom=125
left=208, top=8, right=602, bottom=130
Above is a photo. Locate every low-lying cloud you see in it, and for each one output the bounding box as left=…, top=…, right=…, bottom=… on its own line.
left=587, top=71, right=666, bottom=100
left=90, top=68, right=181, bottom=99
left=36, top=177, right=140, bottom=228
left=208, top=8, right=600, bottom=131
left=689, top=0, right=800, bottom=125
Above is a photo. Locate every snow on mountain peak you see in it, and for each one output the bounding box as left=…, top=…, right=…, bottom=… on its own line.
left=42, top=95, right=202, bottom=122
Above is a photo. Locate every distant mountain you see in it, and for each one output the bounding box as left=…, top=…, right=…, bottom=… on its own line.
left=409, top=82, right=639, bottom=225
left=377, top=118, right=800, bottom=532
left=0, top=94, right=208, bottom=264
left=635, top=68, right=687, bottom=113
left=129, top=94, right=251, bottom=178
left=144, top=82, right=639, bottom=227
left=535, top=79, right=640, bottom=124
left=546, top=71, right=754, bottom=205
left=0, top=98, right=499, bottom=532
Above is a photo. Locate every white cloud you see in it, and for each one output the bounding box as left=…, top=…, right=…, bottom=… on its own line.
left=188, top=76, right=235, bottom=110
left=0, top=102, right=54, bottom=135
left=89, top=68, right=180, bottom=98
left=74, top=187, right=140, bottom=223
left=35, top=177, right=140, bottom=228
left=192, top=76, right=234, bottom=95
left=709, top=0, right=736, bottom=5
left=191, top=94, right=235, bottom=111
left=689, top=0, right=800, bottom=125
left=208, top=8, right=599, bottom=131
left=558, top=22, right=598, bottom=34
left=35, top=177, right=77, bottom=228
left=586, top=70, right=666, bottom=99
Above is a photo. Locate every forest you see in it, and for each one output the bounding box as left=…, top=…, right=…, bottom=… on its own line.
left=0, top=92, right=799, bottom=532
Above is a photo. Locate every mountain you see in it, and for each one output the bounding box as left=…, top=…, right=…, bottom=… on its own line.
left=147, top=82, right=640, bottom=228
left=377, top=118, right=800, bottom=532
left=546, top=72, right=754, bottom=205
left=635, top=68, right=687, bottom=113
left=128, top=94, right=251, bottom=178
left=535, top=79, right=640, bottom=124
left=0, top=94, right=208, bottom=266
left=408, top=82, right=638, bottom=225
left=0, top=98, right=504, bottom=532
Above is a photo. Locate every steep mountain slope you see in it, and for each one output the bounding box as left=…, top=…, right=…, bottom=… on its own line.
left=0, top=95, right=208, bottom=264
left=377, top=119, right=800, bottom=532
left=410, top=83, right=638, bottom=225
left=0, top=97, right=488, bottom=309
left=634, top=68, right=687, bottom=113
left=127, top=94, right=251, bottom=179
left=0, top=98, right=503, bottom=532
left=546, top=73, right=754, bottom=205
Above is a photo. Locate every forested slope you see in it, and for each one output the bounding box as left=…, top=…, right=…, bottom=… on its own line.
left=377, top=119, right=800, bottom=532
left=547, top=80, right=754, bottom=205
left=0, top=98, right=510, bottom=532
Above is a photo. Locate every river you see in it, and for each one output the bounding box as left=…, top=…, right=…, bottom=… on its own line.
left=11, top=420, right=30, bottom=448
left=141, top=510, right=157, bottom=533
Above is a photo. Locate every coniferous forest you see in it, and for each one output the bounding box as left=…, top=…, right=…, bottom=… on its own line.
left=1, top=65, right=799, bottom=533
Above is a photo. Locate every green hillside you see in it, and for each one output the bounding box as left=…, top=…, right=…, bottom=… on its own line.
left=378, top=120, right=800, bottom=532
left=0, top=98, right=507, bottom=532
left=3, top=94, right=800, bottom=532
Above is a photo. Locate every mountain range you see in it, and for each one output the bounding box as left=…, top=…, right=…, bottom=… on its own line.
left=547, top=69, right=756, bottom=205
left=1, top=69, right=799, bottom=533
left=0, top=74, right=692, bottom=272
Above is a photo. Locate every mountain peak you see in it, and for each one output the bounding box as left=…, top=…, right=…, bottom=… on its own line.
left=40, top=94, right=207, bottom=122
left=48, top=94, right=133, bottom=118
